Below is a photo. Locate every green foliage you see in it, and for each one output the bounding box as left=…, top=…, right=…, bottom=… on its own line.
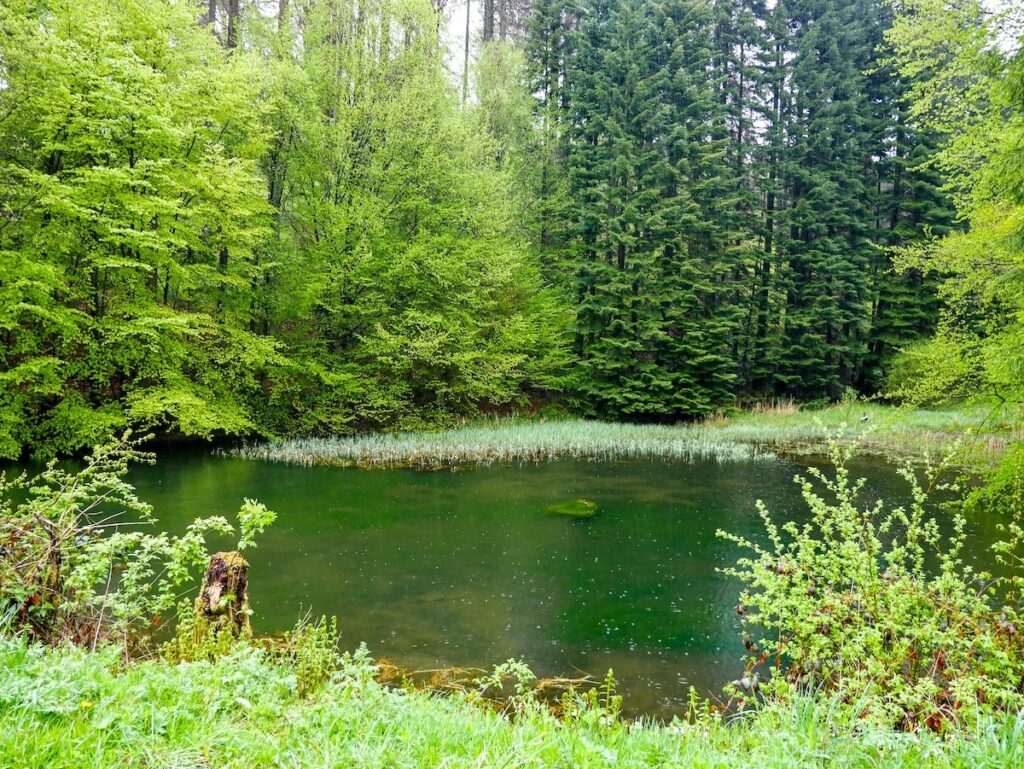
left=277, top=614, right=342, bottom=697
left=253, top=0, right=572, bottom=434
left=0, top=434, right=273, bottom=646
left=718, top=434, right=1024, bottom=729
left=0, top=0, right=283, bottom=458
left=0, top=0, right=571, bottom=460
left=235, top=498, right=276, bottom=552
left=885, top=0, right=1024, bottom=413
left=2, top=633, right=1024, bottom=767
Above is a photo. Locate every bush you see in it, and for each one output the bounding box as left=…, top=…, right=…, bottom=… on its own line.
left=718, top=433, right=1024, bottom=730
left=0, top=434, right=274, bottom=647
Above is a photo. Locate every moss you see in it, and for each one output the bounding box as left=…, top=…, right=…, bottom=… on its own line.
left=544, top=499, right=598, bottom=519
left=194, top=551, right=252, bottom=640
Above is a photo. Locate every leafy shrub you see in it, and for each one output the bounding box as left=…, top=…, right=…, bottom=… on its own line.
left=718, top=434, right=1024, bottom=730
left=335, top=642, right=380, bottom=694
left=0, top=434, right=274, bottom=647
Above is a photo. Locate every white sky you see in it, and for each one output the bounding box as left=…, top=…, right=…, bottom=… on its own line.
left=443, top=0, right=480, bottom=94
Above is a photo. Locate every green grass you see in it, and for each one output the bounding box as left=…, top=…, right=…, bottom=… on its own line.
left=707, top=401, right=1019, bottom=463
left=234, top=419, right=778, bottom=467
left=235, top=402, right=1021, bottom=468
left=2, top=636, right=1022, bottom=769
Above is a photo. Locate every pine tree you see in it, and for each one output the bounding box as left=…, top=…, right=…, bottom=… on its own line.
left=520, top=0, right=956, bottom=411
left=565, top=0, right=745, bottom=418
left=524, top=0, right=575, bottom=281
left=568, top=0, right=674, bottom=416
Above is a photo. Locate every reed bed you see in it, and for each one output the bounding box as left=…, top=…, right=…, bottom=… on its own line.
left=233, top=403, right=1020, bottom=469
left=233, top=419, right=775, bottom=467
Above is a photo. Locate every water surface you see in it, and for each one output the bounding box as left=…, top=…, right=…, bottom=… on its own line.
left=106, top=451, right=997, bottom=718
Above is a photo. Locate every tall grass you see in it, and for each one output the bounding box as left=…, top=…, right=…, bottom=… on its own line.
left=234, top=419, right=777, bottom=467
left=2, top=635, right=1022, bottom=768
left=235, top=403, right=1019, bottom=468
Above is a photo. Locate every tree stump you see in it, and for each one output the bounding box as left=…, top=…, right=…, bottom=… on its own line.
left=194, top=551, right=252, bottom=640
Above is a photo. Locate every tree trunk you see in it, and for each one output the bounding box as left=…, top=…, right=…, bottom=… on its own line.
left=463, top=0, right=472, bottom=104
left=227, top=0, right=240, bottom=48
left=483, top=0, right=495, bottom=41
left=194, top=551, right=252, bottom=639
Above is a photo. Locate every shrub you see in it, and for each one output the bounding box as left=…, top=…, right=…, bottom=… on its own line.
left=0, top=433, right=274, bottom=647
left=718, top=433, right=1024, bottom=730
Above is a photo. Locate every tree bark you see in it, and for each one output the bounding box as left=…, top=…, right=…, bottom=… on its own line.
left=227, top=0, right=240, bottom=48
left=194, top=551, right=252, bottom=639
left=463, top=0, right=472, bottom=104
left=483, top=0, right=495, bottom=42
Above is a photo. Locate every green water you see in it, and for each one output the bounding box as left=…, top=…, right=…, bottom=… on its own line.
left=100, top=451, right=999, bottom=719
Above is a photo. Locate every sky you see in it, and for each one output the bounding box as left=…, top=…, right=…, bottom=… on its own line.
left=444, top=0, right=480, bottom=98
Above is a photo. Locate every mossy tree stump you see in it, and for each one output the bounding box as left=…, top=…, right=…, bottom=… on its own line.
left=194, top=551, right=252, bottom=640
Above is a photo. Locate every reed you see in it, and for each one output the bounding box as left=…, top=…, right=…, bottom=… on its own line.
left=233, top=419, right=776, bottom=467
left=234, top=402, right=1018, bottom=468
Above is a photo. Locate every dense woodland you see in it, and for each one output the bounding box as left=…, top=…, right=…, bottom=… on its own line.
left=0, top=0, right=1019, bottom=458
left=7, top=2, right=1024, bottom=754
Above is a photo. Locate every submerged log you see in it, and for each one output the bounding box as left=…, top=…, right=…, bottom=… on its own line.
left=194, top=551, right=252, bottom=639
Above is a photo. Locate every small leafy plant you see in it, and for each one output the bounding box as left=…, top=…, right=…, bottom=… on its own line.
left=276, top=613, right=342, bottom=696
left=474, top=658, right=540, bottom=716
left=561, top=668, right=623, bottom=729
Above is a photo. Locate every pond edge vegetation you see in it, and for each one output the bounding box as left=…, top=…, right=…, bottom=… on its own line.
left=5, top=426, right=1024, bottom=760
left=231, top=402, right=1020, bottom=469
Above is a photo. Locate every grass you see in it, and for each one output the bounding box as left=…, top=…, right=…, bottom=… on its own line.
left=2, top=635, right=1022, bottom=769
left=233, top=419, right=777, bottom=467
left=234, top=402, right=1021, bottom=468
left=706, top=401, right=1020, bottom=464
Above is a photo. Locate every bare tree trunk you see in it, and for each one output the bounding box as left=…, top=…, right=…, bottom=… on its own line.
left=463, top=0, right=471, bottom=105
left=204, top=0, right=217, bottom=27
left=498, top=0, right=507, bottom=40
left=278, top=0, right=288, bottom=32
left=483, top=0, right=494, bottom=42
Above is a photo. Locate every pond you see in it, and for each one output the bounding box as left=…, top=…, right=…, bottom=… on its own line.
left=102, top=450, right=999, bottom=719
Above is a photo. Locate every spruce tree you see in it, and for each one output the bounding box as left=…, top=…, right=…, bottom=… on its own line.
left=770, top=0, right=877, bottom=399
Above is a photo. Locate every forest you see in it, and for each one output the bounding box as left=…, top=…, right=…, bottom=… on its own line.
left=5, top=0, right=1009, bottom=459
left=3, top=0, right=1024, bottom=766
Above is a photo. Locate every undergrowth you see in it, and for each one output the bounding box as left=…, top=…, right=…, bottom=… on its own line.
left=1, top=634, right=1022, bottom=768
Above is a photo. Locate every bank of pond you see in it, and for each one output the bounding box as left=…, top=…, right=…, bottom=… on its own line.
left=52, top=439, right=998, bottom=720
